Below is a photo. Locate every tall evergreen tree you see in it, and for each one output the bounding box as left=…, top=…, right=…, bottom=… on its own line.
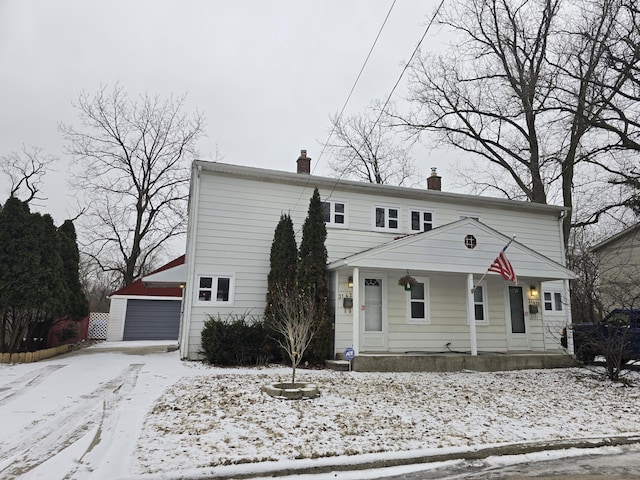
left=265, top=213, right=298, bottom=325
left=0, top=197, right=37, bottom=351
left=58, top=220, right=89, bottom=320
left=297, top=188, right=333, bottom=361
left=0, top=197, right=86, bottom=353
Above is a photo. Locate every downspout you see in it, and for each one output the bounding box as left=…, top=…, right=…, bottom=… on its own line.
left=559, top=209, right=574, bottom=354
left=179, top=163, right=202, bottom=359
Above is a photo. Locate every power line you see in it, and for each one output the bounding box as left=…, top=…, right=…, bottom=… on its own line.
left=311, top=0, right=398, bottom=176
left=290, top=0, right=399, bottom=218
left=324, top=0, right=446, bottom=200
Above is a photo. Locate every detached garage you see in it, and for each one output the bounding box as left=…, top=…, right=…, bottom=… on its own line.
left=107, top=256, right=185, bottom=342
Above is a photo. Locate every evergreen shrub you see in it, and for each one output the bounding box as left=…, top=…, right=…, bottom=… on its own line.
left=200, top=312, right=275, bottom=366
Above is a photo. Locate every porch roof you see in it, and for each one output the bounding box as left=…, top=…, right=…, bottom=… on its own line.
left=327, top=218, right=575, bottom=281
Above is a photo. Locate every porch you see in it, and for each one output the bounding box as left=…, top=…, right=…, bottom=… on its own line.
left=326, top=351, right=575, bottom=373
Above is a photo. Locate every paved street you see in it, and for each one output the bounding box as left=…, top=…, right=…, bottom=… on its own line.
left=373, top=444, right=640, bottom=480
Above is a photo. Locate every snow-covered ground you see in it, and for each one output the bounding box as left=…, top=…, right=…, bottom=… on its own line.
left=1, top=343, right=639, bottom=480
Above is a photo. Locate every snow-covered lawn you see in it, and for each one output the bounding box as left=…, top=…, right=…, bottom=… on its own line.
left=137, top=365, right=640, bottom=474
left=1, top=344, right=640, bottom=480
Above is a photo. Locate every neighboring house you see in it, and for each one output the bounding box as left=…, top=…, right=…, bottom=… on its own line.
left=179, top=152, right=574, bottom=361
left=591, top=224, right=640, bottom=312
left=107, top=255, right=185, bottom=341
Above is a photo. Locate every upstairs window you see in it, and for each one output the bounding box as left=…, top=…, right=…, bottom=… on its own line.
left=410, top=209, right=434, bottom=232
left=196, top=275, right=234, bottom=304
left=374, top=206, right=400, bottom=232
left=321, top=200, right=347, bottom=227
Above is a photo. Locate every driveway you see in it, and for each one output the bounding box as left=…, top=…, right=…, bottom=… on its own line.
left=0, top=342, right=195, bottom=480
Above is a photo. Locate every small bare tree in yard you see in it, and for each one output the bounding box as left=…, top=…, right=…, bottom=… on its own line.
left=269, top=285, right=319, bottom=385
left=60, top=84, right=205, bottom=286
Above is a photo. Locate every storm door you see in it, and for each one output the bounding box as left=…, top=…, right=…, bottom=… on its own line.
left=507, top=286, right=530, bottom=349
left=360, top=276, right=388, bottom=351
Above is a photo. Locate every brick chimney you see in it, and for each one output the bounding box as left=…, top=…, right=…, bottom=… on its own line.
left=427, top=167, right=441, bottom=191
left=296, top=149, right=311, bottom=174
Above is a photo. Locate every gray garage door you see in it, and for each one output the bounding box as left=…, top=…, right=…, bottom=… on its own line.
left=123, top=299, right=181, bottom=341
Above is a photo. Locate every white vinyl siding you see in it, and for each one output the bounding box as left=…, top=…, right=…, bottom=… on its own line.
left=107, top=296, right=128, bottom=341
left=459, top=212, right=480, bottom=220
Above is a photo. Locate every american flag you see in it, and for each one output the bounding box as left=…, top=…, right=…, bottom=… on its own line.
left=488, top=250, right=517, bottom=284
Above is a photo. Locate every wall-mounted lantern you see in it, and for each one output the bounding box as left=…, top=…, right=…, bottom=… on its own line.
left=348, top=276, right=353, bottom=289
left=529, top=285, right=539, bottom=299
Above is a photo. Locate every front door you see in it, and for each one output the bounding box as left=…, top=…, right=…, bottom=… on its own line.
left=508, top=286, right=530, bottom=349
left=361, top=276, right=387, bottom=351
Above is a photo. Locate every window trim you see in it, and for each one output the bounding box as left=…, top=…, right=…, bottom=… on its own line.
left=195, top=273, right=235, bottom=305
left=322, top=200, right=348, bottom=228
left=472, top=280, right=489, bottom=325
left=406, top=277, right=430, bottom=324
left=373, top=205, right=402, bottom=232
left=409, top=208, right=435, bottom=233
left=543, top=290, right=563, bottom=315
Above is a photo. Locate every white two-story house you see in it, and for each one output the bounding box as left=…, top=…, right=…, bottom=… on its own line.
left=179, top=152, right=574, bottom=365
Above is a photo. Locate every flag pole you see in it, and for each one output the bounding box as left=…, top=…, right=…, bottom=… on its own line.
left=471, top=235, right=516, bottom=293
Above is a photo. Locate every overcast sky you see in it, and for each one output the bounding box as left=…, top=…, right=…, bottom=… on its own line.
left=0, top=0, right=452, bottom=231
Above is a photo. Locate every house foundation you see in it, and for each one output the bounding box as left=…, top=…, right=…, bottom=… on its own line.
left=327, top=352, right=575, bottom=373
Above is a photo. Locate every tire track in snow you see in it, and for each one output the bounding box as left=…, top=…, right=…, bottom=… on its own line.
left=0, top=364, right=66, bottom=406
left=0, top=363, right=143, bottom=479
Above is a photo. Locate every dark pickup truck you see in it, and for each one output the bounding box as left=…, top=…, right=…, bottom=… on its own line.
left=571, top=309, right=640, bottom=364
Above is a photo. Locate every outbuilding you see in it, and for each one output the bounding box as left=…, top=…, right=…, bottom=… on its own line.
left=107, top=256, right=185, bottom=341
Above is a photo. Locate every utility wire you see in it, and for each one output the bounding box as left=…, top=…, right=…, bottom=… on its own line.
left=311, top=0, right=398, bottom=176
left=290, top=1, right=398, bottom=218
left=324, top=0, right=446, bottom=200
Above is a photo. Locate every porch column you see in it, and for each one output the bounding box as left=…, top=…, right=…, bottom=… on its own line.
left=467, top=273, right=478, bottom=356
left=352, top=267, right=360, bottom=354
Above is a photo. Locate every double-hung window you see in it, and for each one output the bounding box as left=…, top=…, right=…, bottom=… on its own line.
left=374, top=206, right=400, bottom=232
left=406, top=277, right=429, bottom=323
left=473, top=281, right=488, bottom=324
left=543, top=291, right=563, bottom=313
left=196, top=274, right=234, bottom=304
left=322, top=200, right=347, bottom=227
left=410, top=209, right=434, bottom=233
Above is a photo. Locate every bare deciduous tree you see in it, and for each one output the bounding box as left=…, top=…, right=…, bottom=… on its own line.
left=0, top=144, right=56, bottom=204
left=60, top=84, right=205, bottom=286
left=269, top=286, right=319, bottom=384
left=327, top=104, right=418, bottom=186
left=395, top=0, right=634, bottom=243
left=585, top=1, right=640, bottom=152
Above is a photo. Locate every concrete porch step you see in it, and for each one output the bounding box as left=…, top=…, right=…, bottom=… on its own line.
left=324, top=359, right=351, bottom=371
